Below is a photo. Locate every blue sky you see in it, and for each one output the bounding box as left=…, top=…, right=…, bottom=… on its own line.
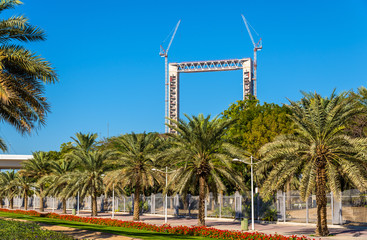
left=1, top=0, right=367, bottom=154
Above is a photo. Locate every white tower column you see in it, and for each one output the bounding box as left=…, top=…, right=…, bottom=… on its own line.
left=168, top=64, right=179, bottom=133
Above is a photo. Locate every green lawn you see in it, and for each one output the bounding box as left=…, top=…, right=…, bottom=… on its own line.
left=0, top=212, right=210, bottom=240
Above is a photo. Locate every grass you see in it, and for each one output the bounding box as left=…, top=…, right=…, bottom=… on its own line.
left=0, top=218, right=74, bottom=240
left=0, top=211, right=210, bottom=240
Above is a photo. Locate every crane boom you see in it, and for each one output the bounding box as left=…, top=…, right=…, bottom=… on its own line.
left=166, top=20, right=181, bottom=54
left=241, top=14, right=255, bottom=47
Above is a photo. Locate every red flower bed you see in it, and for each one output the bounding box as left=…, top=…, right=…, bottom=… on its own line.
left=0, top=208, right=313, bottom=240
left=0, top=208, right=42, bottom=217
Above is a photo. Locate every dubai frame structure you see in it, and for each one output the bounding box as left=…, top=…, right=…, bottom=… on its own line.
left=161, top=16, right=261, bottom=133
left=167, top=59, right=253, bottom=133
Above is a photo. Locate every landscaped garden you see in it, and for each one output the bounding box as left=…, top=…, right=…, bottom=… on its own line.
left=0, top=209, right=314, bottom=240
left=0, top=1, right=367, bottom=239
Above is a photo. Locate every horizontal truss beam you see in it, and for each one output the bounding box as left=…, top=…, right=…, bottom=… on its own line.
left=172, top=58, right=251, bottom=73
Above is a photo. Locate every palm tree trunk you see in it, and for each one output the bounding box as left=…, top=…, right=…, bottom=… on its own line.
left=133, top=185, right=140, bottom=221
left=62, top=198, right=67, bottom=214
left=315, top=165, right=329, bottom=236
left=39, top=185, right=44, bottom=212
left=198, top=175, right=206, bottom=226
left=92, top=194, right=98, bottom=216
left=24, top=192, right=28, bottom=210
left=10, top=197, right=13, bottom=209
left=0, top=197, right=3, bottom=208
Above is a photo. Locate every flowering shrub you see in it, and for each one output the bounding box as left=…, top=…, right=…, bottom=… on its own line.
left=0, top=208, right=313, bottom=240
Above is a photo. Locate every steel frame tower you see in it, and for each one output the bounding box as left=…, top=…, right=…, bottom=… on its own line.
left=167, top=58, right=253, bottom=133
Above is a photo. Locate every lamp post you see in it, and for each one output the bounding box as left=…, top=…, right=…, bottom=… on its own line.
left=233, top=156, right=258, bottom=231
left=152, top=167, right=173, bottom=224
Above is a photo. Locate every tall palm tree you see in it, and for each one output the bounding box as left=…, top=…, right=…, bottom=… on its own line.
left=104, top=132, right=164, bottom=221
left=20, top=151, right=52, bottom=212
left=259, top=91, right=367, bottom=236
left=41, top=159, right=76, bottom=213
left=166, top=114, right=247, bottom=226
left=60, top=150, right=112, bottom=216
left=13, top=172, right=33, bottom=210
left=0, top=0, right=58, bottom=136
left=0, top=170, right=17, bottom=209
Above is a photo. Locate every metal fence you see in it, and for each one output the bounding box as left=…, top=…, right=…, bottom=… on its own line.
left=2, top=189, right=366, bottom=225
left=1, top=191, right=255, bottom=218
left=276, top=189, right=367, bottom=225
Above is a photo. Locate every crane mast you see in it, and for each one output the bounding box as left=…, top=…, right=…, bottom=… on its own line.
left=241, top=14, right=262, bottom=98
left=160, top=20, right=181, bottom=133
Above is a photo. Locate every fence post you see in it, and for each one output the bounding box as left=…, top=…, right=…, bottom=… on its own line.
left=174, top=193, right=179, bottom=216
left=306, top=195, right=309, bottom=224
left=235, top=191, right=241, bottom=219
left=339, top=192, right=343, bottom=225
left=151, top=193, right=155, bottom=214
left=131, top=194, right=134, bottom=215
left=283, top=191, right=286, bottom=222
left=331, top=192, right=334, bottom=225
left=218, top=193, right=222, bottom=219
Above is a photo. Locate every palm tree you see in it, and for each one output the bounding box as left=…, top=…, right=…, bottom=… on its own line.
left=13, top=173, right=33, bottom=210
left=166, top=114, right=247, bottom=226
left=41, top=159, right=76, bottom=213
left=259, top=91, right=367, bottom=236
left=60, top=150, right=112, bottom=216
left=104, top=132, right=164, bottom=221
left=20, top=151, right=52, bottom=212
left=0, top=171, right=17, bottom=209
left=70, top=132, right=98, bottom=153
left=0, top=0, right=58, bottom=136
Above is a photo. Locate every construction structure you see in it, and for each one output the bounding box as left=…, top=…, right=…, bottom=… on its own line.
left=160, top=15, right=261, bottom=133
left=167, top=59, right=253, bottom=133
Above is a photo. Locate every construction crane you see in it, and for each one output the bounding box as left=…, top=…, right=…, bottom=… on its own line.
left=241, top=14, right=262, bottom=98
left=160, top=20, right=181, bottom=133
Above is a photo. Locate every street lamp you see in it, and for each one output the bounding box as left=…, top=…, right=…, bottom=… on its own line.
left=233, top=156, right=255, bottom=231
left=152, top=167, right=174, bottom=224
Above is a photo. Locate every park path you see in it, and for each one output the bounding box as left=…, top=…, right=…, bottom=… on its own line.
left=40, top=224, right=137, bottom=240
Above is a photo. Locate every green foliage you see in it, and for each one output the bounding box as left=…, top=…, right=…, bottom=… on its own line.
left=0, top=219, right=74, bottom=240
left=166, top=114, right=248, bottom=225
left=263, top=208, right=277, bottom=221
left=104, top=132, right=164, bottom=220
left=222, top=97, right=294, bottom=157
left=0, top=170, right=17, bottom=205
left=259, top=91, right=367, bottom=236
left=210, top=206, right=235, bottom=218
left=0, top=0, right=58, bottom=137
left=344, top=86, right=367, bottom=138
